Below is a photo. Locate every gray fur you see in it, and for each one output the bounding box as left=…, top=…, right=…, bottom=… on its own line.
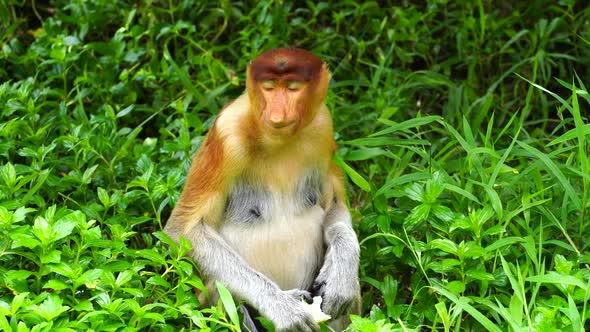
left=295, top=170, right=323, bottom=211
left=225, top=181, right=272, bottom=224
left=224, top=170, right=323, bottom=224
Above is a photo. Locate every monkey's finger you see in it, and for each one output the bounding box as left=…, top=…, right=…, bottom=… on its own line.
left=285, top=288, right=313, bottom=302
left=311, top=280, right=326, bottom=296
left=301, top=291, right=313, bottom=304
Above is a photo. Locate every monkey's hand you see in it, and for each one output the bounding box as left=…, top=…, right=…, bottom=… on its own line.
left=265, top=289, right=320, bottom=332
left=312, top=257, right=360, bottom=319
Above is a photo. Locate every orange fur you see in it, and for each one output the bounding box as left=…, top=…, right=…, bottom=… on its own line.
left=170, top=47, right=337, bottom=236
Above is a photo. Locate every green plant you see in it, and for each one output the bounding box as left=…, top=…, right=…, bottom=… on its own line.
left=1, top=1, right=589, bottom=331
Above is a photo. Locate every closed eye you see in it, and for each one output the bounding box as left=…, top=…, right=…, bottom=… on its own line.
left=286, top=80, right=304, bottom=91
left=261, top=80, right=276, bottom=90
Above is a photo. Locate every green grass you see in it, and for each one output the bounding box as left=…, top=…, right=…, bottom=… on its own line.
left=1, top=1, right=589, bottom=331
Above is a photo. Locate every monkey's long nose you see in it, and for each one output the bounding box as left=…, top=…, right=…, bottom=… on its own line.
left=269, top=108, right=289, bottom=128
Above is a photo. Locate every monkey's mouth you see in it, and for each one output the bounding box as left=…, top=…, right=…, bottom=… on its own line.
left=265, top=122, right=296, bottom=136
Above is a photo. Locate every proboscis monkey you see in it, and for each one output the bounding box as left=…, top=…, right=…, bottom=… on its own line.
left=165, top=48, right=360, bottom=332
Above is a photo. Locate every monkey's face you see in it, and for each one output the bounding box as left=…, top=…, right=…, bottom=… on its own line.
left=246, top=48, right=330, bottom=138
left=256, top=79, right=308, bottom=136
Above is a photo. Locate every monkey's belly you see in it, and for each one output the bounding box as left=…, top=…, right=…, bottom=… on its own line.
left=219, top=205, right=325, bottom=290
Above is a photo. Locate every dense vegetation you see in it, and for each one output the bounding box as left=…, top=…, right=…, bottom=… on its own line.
left=1, top=1, right=589, bottom=331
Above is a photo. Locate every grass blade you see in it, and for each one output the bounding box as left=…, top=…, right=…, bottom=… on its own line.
left=215, top=281, right=240, bottom=328
left=516, top=140, right=581, bottom=211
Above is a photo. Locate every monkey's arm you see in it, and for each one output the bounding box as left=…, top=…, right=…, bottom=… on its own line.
left=313, top=169, right=361, bottom=318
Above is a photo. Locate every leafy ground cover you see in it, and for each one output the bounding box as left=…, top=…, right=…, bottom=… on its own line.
left=1, top=1, right=589, bottom=331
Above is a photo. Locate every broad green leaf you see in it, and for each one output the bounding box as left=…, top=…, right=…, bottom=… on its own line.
left=404, top=183, right=424, bottom=202
left=380, top=275, right=398, bottom=308
left=40, top=249, right=61, bottom=264
left=0, top=206, right=13, bottom=226
left=63, top=35, right=81, bottom=46
left=486, top=237, right=524, bottom=251
left=333, top=154, right=370, bottom=192
left=154, top=231, right=177, bottom=249
left=75, top=269, right=103, bottom=289
left=526, top=273, right=587, bottom=291
left=146, top=275, right=171, bottom=288
left=567, top=294, right=582, bottom=332
left=0, top=313, right=9, bottom=332
left=448, top=281, right=466, bottom=295
left=10, top=292, right=30, bottom=315
left=122, top=288, right=145, bottom=297
left=424, top=171, right=445, bottom=202
left=466, top=268, right=495, bottom=281
left=432, top=205, right=454, bottom=222
left=429, top=239, right=458, bottom=255
left=32, top=216, right=52, bottom=245
left=13, top=207, right=36, bottom=223
left=73, top=300, right=94, bottom=312
left=98, top=187, right=111, bottom=208
left=508, top=293, right=523, bottom=326
left=5, top=270, right=34, bottom=281
left=81, top=165, right=99, bottom=185
left=554, top=254, right=573, bottom=275
left=10, top=226, right=40, bottom=249
left=1, top=162, right=16, bottom=186
left=461, top=243, right=486, bottom=258
left=52, top=212, right=79, bottom=241
left=49, top=263, right=75, bottom=278
left=405, top=204, right=430, bottom=230
left=215, top=281, right=240, bottom=328
left=115, top=270, right=134, bottom=286
left=131, top=248, right=167, bottom=266
left=43, top=279, right=70, bottom=291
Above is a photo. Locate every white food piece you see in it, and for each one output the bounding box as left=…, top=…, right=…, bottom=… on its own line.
left=302, top=296, right=332, bottom=323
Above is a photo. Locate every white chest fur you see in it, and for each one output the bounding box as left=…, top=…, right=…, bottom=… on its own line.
left=218, top=173, right=326, bottom=290
left=220, top=202, right=325, bottom=290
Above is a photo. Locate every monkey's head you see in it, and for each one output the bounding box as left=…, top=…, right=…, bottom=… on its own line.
left=246, top=48, right=330, bottom=137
